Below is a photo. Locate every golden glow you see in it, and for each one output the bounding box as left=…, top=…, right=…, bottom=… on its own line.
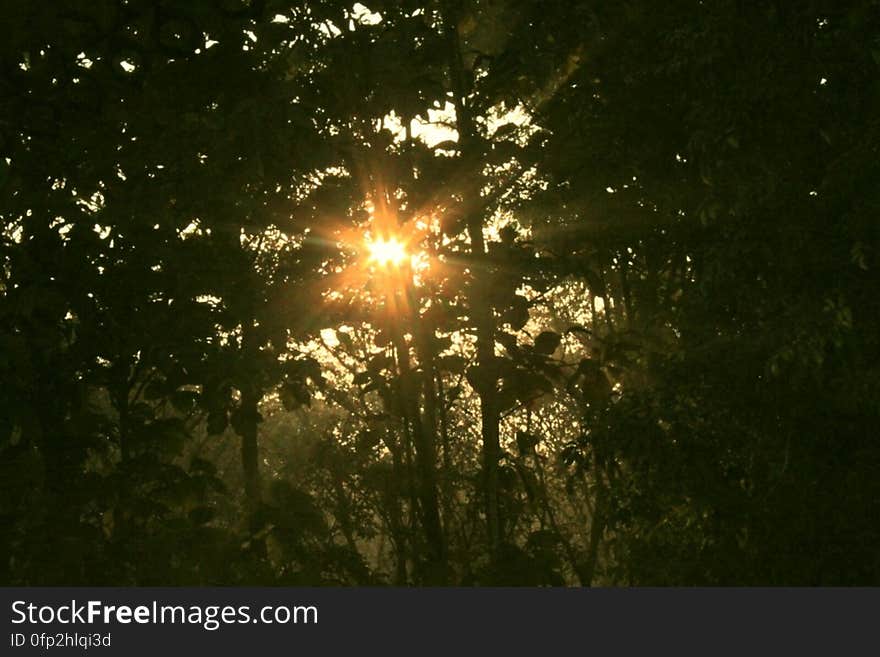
left=367, top=237, right=408, bottom=267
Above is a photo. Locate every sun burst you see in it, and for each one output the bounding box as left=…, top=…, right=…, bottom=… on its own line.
left=367, top=237, right=408, bottom=267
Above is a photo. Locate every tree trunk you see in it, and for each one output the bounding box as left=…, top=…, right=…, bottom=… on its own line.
left=239, top=385, right=261, bottom=515
left=444, top=7, right=503, bottom=569
left=391, top=304, right=446, bottom=583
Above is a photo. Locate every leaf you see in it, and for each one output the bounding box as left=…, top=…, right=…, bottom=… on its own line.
left=497, top=386, right=519, bottom=412
left=230, top=406, right=261, bottom=435
left=151, top=418, right=189, bottom=456
left=566, top=324, right=592, bottom=336
left=496, top=332, right=519, bottom=355
left=432, top=139, right=459, bottom=152
left=356, top=429, right=381, bottom=454
left=575, top=359, right=611, bottom=406
left=533, top=331, right=562, bottom=355
left=206, top=411, right=228, bottom=436
left=510, top=371, right=554, bottom=403
left=336, top=331, right=354, bottom=350
left=367, top=353, right=393, bottom=373
left=583, top=269, right=604, bottom=296
left=437, top=355, right=466, bottom=374
left=143, top=379, right=166, bottom=400
left=466, top=364, right=495, bottom=394
left=296, top=356, right=323, bottom=383
left=493, top=122, right=519, bottom=139
left=170, top=389, right=199, bottom=413
left=188, top=506, right=216, bottom=526
left=280, top=380, right=310, bottom=410
left=516, top=431, right=540, bottom=454
left=353, top=371, right=372, bottom=385
left=502, top=295, right=530, bottom=331
left=190, top=457, right=217, bottom=476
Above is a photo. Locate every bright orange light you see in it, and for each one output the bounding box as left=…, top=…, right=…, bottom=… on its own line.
left=367, top=237, right=408, bottom=267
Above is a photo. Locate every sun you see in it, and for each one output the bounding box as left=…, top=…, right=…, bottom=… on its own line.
left=367, top=237, right=408, bottom=267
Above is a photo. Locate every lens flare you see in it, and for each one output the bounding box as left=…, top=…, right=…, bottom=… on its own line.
left=367, top=237, right=407, bottom=267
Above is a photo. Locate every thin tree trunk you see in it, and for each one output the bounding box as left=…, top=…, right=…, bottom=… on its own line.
left=239, top=309, right=263, bottom=517
left=391, top=308, right=446, bottom=583
left=239, top=385, right=261, bottom=514
left=444, top=4, right=503, bottom=571
left=618, top=250, right=635, bottom=328
left=583, top=457, right=608, bottom=586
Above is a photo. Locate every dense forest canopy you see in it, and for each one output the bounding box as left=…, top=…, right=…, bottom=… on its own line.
left=1, top=0, right=878, bottom=585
